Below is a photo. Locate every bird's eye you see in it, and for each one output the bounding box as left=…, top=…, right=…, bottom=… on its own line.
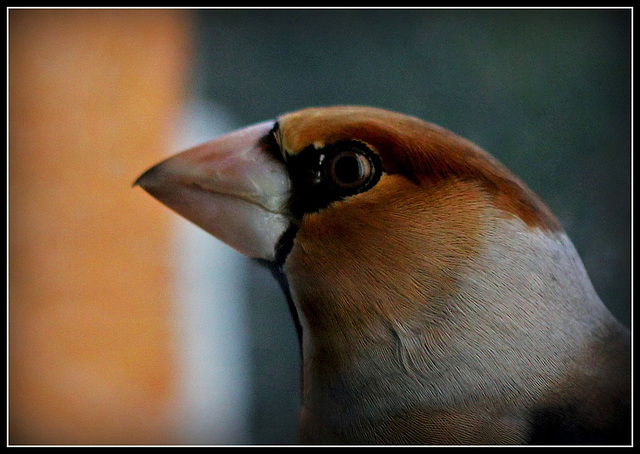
left=286, top=140, right=381, bottom=216
left=326, top=151, right=373, bottom=190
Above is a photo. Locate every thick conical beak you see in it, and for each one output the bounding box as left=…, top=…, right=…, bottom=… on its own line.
left=134, top=121, right=291, bottom=262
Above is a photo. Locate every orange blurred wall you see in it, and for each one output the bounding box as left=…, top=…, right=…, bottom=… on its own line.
left=9, top=9, right=192, bottom=444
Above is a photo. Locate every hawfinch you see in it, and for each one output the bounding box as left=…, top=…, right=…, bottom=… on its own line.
left=135, top=106, right=630, bottom=445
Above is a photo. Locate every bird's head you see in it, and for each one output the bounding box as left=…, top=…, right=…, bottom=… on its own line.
left=135, top=106, right=566, bottom=355
left=136, top=106, right=628, bottom=445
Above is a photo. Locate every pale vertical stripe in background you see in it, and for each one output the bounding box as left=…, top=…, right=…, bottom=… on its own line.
left=172, top=102, right=251, bottom=444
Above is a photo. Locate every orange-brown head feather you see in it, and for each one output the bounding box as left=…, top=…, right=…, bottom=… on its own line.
left=278, top=106, right=562, bottom=232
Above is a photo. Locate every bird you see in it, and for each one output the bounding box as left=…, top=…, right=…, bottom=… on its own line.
left=135, top=106, right=630, bottom=445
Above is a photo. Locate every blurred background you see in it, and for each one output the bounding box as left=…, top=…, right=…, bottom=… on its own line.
left=8, top=8, right=631, bottom=445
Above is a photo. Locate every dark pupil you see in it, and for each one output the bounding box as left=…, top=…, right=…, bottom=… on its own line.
left=333, top=154, right=362, bottom=184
